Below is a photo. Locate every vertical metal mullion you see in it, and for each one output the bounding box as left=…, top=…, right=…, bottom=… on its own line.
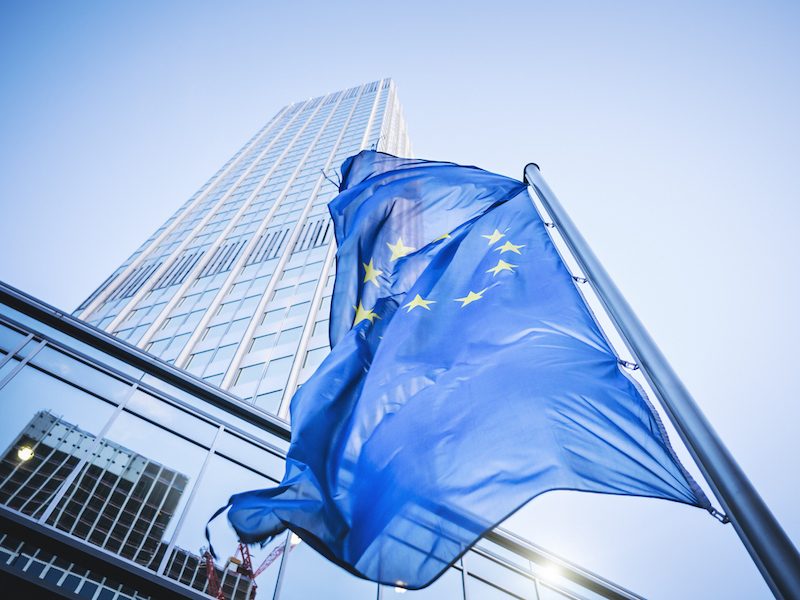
left=153, top=255, right=182, bottom=290
left=221, top=241, right=241, bottom=272
left=92, top=456, right=130, bottom=550
left=4, top=417, right=69, bottom=508
left=218, top=90, right=357, bottom=389
left=359, top=78, right=385, bottom=151
left=273, top=230, right=289, bottom=257
left=275, top=84, right=382, bottom=416
left=462, top=558, right=471, bottom=600
left=174, top=551, right=189, bottom=585
left=377, top=85, right=394, bottom=152
left=2, top=535, right=24, bottom=563
left=64, top=439, right=118, bottom=538
left=248, top=234, right=266, bottom=264
left=0, top=338, right=46, bottom=391
left=76, top=272, right=117, bottom=312
left=11, top=431, right=78, bottom=511
left=106, top=266, right=137, bottom=303
left=0, top=332, right=33, bottom=371
left=117, top=464, right=165, bottom=556
left=71, top=465, right=136, bottom=552
left=271, top=533, right=294, bottom=600
left=213, top=244, right=234, bottom=274
left=114, top=263, right=152, bottom=301
left=79, top=445, right=124, bottom=538
left=38, top=383, right=137, bottom=525
left=156, top=424, right=224, bottom=576
left=135, top=469, right=179, bottom=565
left=38, top=430, right=96, bottom=528
left=218, top=569, right=229, bottom=595
left=199, top=557, right=211, bottom=594
left=225, top=85, right=369, bottom=394
left=64, top=439, right=103, bottom=536
left=277, top=240, right=337, bottom=419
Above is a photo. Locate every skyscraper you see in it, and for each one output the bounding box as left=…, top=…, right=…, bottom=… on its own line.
left=75, top=78, right=412, bottom=419
left=0, top=80, right=647, bottom=600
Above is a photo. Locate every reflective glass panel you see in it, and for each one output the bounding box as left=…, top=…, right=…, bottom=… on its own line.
left=31, top=346, right=131, bottom=403
left=186, top=349, right=213, bottom=372
left=126, top=390, right=218, bottom=448
left=529, top=562, right=604, bottom=600
left=15, top=339, right=40, bottom=358
left=0, top=357, right=20, bottom=382
left=251, top=531, right=287, bottom=600
left=286, top=302, right=309, bottom=319
left=75, top=410, right=210, bottom=568
left=277, top=327, right=302, bottom=345
left=473, top=539, right=531, bottom=571
left=211, top=344, right=237, bottom=366
left=265, top=356, right=291, bottom=378
left=249, top=334, right=276, bottom=354
left=254, top=390, right=282, bottom=414
left=311, top=319, right=328, bottom=337
left=0, top=323, right=27, bottom=352
left=228, top=318, right=249, bottom=334
left=294, top=281, right=316, bottom=295
left=0, top=305, right=146, bottom=379
left=171, top=455, right=281, bottom=577
left=168, top=332, right=191, bottom=350
left=538, top=586, right=572, bottom=600
left=0, top=366, right=116, bottom=518
left=467, top=576, right=521, bottom=600
left=278, top=536, right=377, bottom=600
left=215, top=431, right=284, bottom=483
left=381, top=567, right=465, bottom=600
left=235, top=363, right=264, bottom=386
left=303, top=347, right=328, bottom=371
left=272, top=287, right=294, bottom=301
left=464, top=553, right=537, bottom=599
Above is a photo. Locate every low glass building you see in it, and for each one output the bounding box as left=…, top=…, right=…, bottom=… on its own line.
left=0, top=283, right=645, bottom=600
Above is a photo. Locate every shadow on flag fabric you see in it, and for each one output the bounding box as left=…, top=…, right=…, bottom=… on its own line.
left=220, top=151, right=712, bottom=589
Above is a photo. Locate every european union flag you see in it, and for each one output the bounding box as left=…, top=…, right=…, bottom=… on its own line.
left=223, top=152, right=711, bottom=589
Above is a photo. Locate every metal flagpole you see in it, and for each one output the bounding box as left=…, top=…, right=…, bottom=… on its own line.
left=524, top=163, right=800, bottom=600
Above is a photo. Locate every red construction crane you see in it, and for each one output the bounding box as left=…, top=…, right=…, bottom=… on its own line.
left=201, top=550, right=226, bottom=600
left=204, top=535, right=300, bottom=600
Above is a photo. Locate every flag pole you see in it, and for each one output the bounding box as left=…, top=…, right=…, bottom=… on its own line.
left=524, top=163, right=800, bottom=600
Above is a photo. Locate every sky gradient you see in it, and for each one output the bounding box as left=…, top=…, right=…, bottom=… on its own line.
left=1, top=2, right=798, bottom=598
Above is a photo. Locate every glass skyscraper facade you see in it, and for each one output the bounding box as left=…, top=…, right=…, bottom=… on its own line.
left=0, top=80, right=647, bottom=600
left=75, top=78, right=412, bottom=420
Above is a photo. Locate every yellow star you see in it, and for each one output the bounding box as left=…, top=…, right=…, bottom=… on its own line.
left=433, top=232, right=451, bottom=243
left=481, top=229, right=505, bottom=245
left=362, top=258, right=383, bottom=287
left=495, top=241, right=525, bottom=254
left=487, top=259, right=517, bottom=276
left=455, top=288, right=489, bottom=307
left=387, top=236, right=415, bottom=261
left=353, top=301, right=380, bottom=326
left=403, top=294, right=436, bottom=312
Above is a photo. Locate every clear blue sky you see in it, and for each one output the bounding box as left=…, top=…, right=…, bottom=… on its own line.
left=1, top=1, right=798, bottom=598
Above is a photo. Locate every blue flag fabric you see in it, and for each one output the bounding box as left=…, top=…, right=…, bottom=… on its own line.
left=328, top=151, right=529, bottom=348
left=224, top=152, right=711, bottom=589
